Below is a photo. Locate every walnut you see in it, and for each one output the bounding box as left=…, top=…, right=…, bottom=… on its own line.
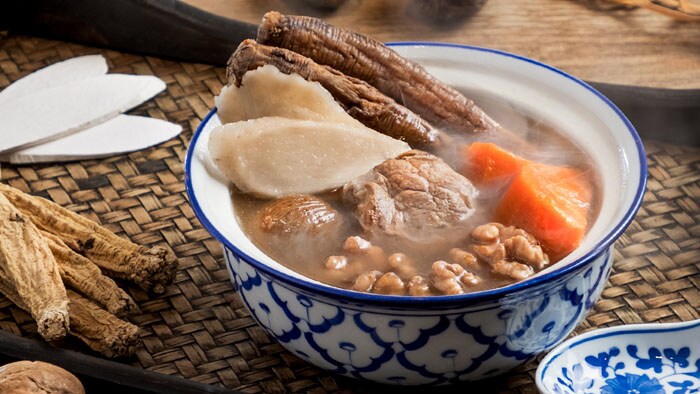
left=340, top=236, right=387, bottom=270
left=0, top=361, right=85, bottom=394
left=461, top=271, right=481, bottom=287
left=505, top=235, right=548, bottom=270
left=407, top=275, right=431, bottom=296
left=492, top=260, right=534, bottom=280
left=470, top=223, right=549, bottom=280
left=447, top=248, right=480, bottom=270
left=343, top=236, right=372, bottom=254
left=471, top=223, right=500, bottom=243
left=365, top=246, right=387, bottom=267
left=373, top=272, right=406, bottom=295
left=352, top=270, right=382, bottom=292
left=324, top=255, right=348, bottom=270
left=387, top=252, right=418, bottom=280
left=429, top=260, right=481, bottom=295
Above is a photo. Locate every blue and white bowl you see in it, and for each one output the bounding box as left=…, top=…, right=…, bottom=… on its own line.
left=185, top=43, right=647, bottom=385
left=536, top=320, right=700, bottom=394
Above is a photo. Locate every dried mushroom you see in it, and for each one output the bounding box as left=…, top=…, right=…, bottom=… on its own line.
left=258, top=194, right=342, bottom=236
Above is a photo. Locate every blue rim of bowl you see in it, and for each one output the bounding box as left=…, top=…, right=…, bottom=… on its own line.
left=184, top=42, right=648, bottom=307
left=535, top=319, right=700, bottom=391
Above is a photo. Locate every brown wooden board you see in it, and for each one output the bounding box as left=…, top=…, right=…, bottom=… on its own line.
left=0, top=36, right=698, bottom=393
left=3, top=0, right=698, bottom=144
left=184, top=0, right=700, bottom=90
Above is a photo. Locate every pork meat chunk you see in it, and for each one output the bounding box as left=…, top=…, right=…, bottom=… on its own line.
left=343, top=150, right=478, bottom=240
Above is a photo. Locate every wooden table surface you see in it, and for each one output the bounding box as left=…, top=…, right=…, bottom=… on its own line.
left=184, top=0, right=700, bottom=90
left=0, top=5, right=698, bottom=392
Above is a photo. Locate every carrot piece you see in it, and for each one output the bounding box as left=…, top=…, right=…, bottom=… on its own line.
left=495, top=163, right=592, bottom=261
left=463, top=142, right=526, bottom=185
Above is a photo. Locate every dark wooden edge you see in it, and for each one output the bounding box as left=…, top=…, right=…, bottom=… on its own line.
left=590, top=82, right=700, bottom=107
left=590, top=82, right=700, bottom=146
left=0, top=330, right=241, bottom=394
left=1, top=0, right=698, bottom=145
left=0, top=0, right=257, bottom=65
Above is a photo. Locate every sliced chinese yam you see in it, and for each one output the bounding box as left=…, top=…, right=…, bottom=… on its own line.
left=0, top=115, right=182, bottom=164
left=0, top=55, right=108, bottom=106
left=216, top=64, right=362, bottom=127
left=208, top=117, right=411, bottom=198
left=227, top=40, right=439, bottom=146
left=0, top=74, right=165, bottom=153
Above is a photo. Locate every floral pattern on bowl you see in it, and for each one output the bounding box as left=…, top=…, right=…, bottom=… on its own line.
left=536, top=320, right=700, bottom=394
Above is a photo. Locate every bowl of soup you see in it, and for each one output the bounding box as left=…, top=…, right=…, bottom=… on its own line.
left=185, top=42, right=646, bottom=385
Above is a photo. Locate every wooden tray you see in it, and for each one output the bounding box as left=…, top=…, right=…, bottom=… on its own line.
left=0, top=35, right=698, bottom=393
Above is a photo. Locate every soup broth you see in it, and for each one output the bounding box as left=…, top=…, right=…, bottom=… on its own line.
left=231, top=89, right=601, bottom=295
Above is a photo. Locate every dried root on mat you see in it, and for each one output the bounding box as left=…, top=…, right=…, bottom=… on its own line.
left=67, top=290, right=140, bottom=358
left=0, top=183, right=177, bottom=294
left=43, top=231, right=138, bottom=318
left=0, top=193, right=69, bottom=342
left=227, top=39, right=439, bottom=146
left=256, top=11, right=500, bottom=134
left=0, top=183, right=178, bottom=358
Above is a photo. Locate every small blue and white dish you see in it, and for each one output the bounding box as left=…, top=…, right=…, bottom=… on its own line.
left=537, top=320, right=700, bottom=394
left=185, top=43, right=647, bottom=385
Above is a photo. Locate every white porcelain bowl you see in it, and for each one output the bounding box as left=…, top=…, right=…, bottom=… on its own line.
left=185, top=43, right=647, bottom=385
left=536, top=320, right=700, bottom=393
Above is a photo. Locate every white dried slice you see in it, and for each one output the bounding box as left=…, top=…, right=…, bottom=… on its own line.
left=0, top=74, right=166, bottom=154
left=0, top=115, right=181, bottom=164
left=0, top=55, right=108, bottom=106
left=215, top=65, right=362, bottom=126
left=208, top=117, right=411, bottom=198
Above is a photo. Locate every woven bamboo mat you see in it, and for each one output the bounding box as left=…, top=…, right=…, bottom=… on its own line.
left=0, top=35, right=698, bottom=394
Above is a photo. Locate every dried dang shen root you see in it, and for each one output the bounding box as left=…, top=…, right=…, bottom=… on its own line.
left=0, top=183, right=178, bottom=294
left=43, top=231, right=138, bottom=318
left=227, top=40, right=440, bottom=146
left=256, top=11, right=499, bottom=134
left=67, top=290, right=140, bottom=358
left=0, top=284, right=139, bottom=358
left=0, top=193, right=70, bottom=342
left=0, top=183, right=178, bottom=358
